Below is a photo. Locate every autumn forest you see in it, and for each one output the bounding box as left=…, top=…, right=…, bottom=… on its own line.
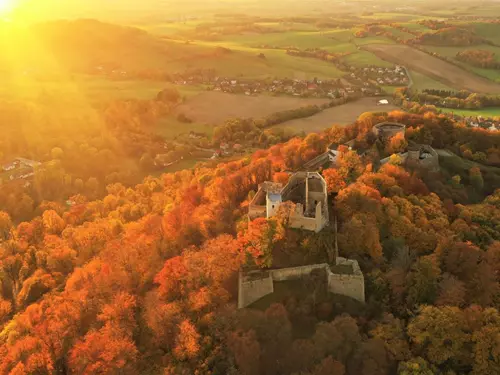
left=1, top=0, right=500, bottom=374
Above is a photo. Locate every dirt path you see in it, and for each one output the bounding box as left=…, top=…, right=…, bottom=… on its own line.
left=363, top=44, right=500, bottom=94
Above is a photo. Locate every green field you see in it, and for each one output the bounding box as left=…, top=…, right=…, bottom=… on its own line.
left=397, top=22, right=431, bottom=33
left=163, top=39, right=347, bottom=79
left=218, top=31, right=336, bottom=49
left=254, top=22, right=321, bottom=32
left=472, top=22, right=500, bottom=45
left=0, top=75, right=207, bottom=104
left=466, top=67, right=500, bottom=84
left=322, top=29, right=356, bottom=43
left=155, top=116, right=214, bottom=139
left=136, top=20, right=206, bottom=36
left=353, top=35, right=397, bottom=46
left=381, top=85, right=400, bottom=95
left=424, top=44, right=500, bottom=61
left=439, top=107, right=500, bottom=118
left=359, top=12, right=421, bottom=22
left=379, top=25, right=416, bottom=41
left=342, top=50, right=392, bottom=67
left=409, top=70, right=455, bottom=91
left=423, top=44, right=500, bottom=83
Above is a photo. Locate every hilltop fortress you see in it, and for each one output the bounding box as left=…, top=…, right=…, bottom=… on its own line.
left=243, top=173, right=364, bottom=308
left=240, top=121, right=440, bottom=309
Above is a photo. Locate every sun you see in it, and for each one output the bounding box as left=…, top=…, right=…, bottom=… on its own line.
left=0, top=0, right=13, bottom=13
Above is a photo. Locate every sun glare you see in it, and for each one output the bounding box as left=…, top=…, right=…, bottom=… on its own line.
left=0, top=0, right=13, bottom=13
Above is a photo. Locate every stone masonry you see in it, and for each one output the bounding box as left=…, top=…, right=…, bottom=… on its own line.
left=238, top=257, right=365, bottom=308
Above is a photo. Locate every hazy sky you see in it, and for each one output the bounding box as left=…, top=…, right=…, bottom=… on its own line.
left=4, top=0, right=489, bottom=24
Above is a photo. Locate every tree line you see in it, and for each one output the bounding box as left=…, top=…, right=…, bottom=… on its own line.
left=456, top=49, right=500, bottom=69
left=395, top=86, right=500, bottom=110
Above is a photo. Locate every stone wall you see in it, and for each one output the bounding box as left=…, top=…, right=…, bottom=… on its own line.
left=406, top=145, right=440, bottom=172
left=327, top=257, right=365, bottom=302
left=290, top=215, right=319, bottom=232
left=271, top=263, right=328, bottom=281
left=373, top=122, right=406, bottom=139
left=238, top=270, right=273, bottom=308
left=379, top=145, right=439, bottom=173
left=302, top=152, right=330, bottom=171
left=248, top=205, right=266, bottom=220
left=289, top=202, right=328, bottom=233
left=238, top=258, right=365, bottom=308
left=248, top=189, right=267, bottom=220
left=308, top=191, right=326, bottom=210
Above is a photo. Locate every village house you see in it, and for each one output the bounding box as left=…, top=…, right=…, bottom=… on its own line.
left=188, top=131, right=205, bottom=139
left=2, top=157, right=41, bottom=171
left=463, top=116, right=500, bottom=132
left=211, top=150, right=223, bottom=159
left=154, top=154, right=182, bottom=168
left=1, top=157, right=41, bottom=185
left=206, top=74, right=382, bottom=100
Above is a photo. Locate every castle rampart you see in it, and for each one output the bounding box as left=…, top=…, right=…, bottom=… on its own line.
left=238, top=257, right=365, bottom=308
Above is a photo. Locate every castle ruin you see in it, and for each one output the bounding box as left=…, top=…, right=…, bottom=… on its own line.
left=238, top=257, right=365, bottom=308
left=372, top=121, right=406, bottom=140
left=380, top=142, right=440, bottom=172
left=248, top=172, right=329, bottom=233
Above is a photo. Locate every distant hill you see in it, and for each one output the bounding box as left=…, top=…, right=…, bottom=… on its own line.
left=0, top=19, right=215, bottom=74
left=0, top=18, right=346, bottom=80
left=30, top=19, right=173, bottom=71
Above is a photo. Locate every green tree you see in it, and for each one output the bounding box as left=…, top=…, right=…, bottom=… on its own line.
left=472, top=320, right=500, bottom=375
left=398, top=357, right=436, bottom=375
left=451, top=175, right=461, bottom=188
left=408, top=306, right=470, bottom=367
left=406, top=257, right=440, bottom=308
left=156, top=87, right=180, bottom=103
left=469, top=167, right=484, bottom=191
left=389, top=154, right=403, bottom=166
